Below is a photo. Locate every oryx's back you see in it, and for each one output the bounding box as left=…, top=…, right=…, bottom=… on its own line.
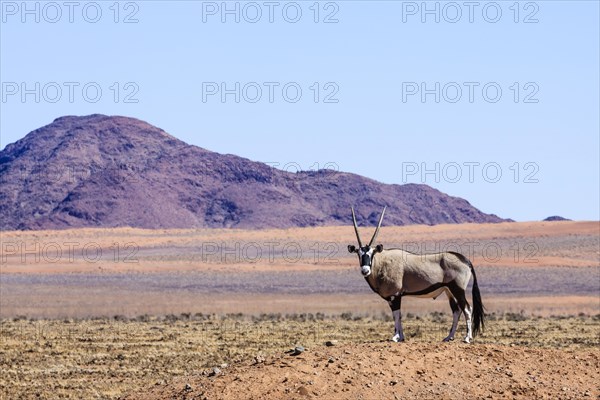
left=377, top=249, right=472, bottom=283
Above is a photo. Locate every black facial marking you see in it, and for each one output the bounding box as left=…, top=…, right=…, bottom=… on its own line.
left=360, top=252, right=371, bottom=267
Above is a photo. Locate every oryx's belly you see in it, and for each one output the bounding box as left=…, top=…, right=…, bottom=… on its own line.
left=405, top=287, right=447, bottom=299
left=401, top=281, right=449, bottom=299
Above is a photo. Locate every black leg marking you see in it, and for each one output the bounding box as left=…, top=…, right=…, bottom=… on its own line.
left=389, top=296, right=401, bottom=311
left=447, top=282, right=469, bottom=312
left=389, top=296, right=404, bottom=343
left=447, top=282, right=473, bottom=343
left=449, top=297, right=459, bottom=314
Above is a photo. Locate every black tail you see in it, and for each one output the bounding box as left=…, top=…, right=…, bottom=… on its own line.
left=469, top=261, right=485, bottom=336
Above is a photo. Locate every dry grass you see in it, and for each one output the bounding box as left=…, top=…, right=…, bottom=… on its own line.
left=1, top=313, right=599, bottom=399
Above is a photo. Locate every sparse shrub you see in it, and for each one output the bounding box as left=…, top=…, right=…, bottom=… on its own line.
left=285, top=313, right=310, bottom=322
left=429, top=311, right=447, bottom=324
left=193, top=312, right=206, bottom=320
left=164, top=314, right=179, bottom=323
left=409, top=326, right=422, bottom=338
left=379, top=311, right=392, bottom=321
left=252, top=313, right=282, bottom=322
left=113, top=314, right=129, bottom=322
left=505, top=312, right=527, bottom=322
left=136, top=314, right=151, bottom=323
left=340, top=312, right=353, bottom=321
left=180, top=312, right=191, bottom=320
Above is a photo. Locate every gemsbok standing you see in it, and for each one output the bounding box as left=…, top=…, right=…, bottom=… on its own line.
left=348, top=207, right=485, bottom=343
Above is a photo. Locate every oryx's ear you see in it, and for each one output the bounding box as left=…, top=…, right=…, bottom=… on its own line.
left=348, top=245, right=357, bottom=253
left=375, top=244, right=384, bottom=253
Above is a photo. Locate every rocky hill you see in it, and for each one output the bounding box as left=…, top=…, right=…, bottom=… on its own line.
left=0, top=115, right=507, bottom=230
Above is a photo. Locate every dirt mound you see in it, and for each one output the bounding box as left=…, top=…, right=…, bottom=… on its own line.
left=124, top=342, right=598, bottom=400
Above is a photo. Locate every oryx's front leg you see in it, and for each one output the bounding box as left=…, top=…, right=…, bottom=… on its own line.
left=388, top=295, right=404, bottom=343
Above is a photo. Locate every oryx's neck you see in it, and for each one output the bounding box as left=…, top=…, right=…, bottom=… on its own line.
left=364, top=252, right=383, bottom=293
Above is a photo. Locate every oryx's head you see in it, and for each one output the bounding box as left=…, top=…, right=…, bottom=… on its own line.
left=347, top=207, right=386, bottom=277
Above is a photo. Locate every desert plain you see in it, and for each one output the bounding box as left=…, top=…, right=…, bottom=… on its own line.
left=1, top=220, right=599, bottom=399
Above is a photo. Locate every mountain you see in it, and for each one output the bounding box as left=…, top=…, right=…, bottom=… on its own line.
left=0, top=115, right=507, bottom=230
left=543, top=216, right=570, bottom=221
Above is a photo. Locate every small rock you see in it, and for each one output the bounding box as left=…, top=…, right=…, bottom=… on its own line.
left=328, top=357, right=335, bottom=364
left=184, top=383, right=192, bottom=391
left=325, top=340, right=338, bottom=347
left=220, top=363, right=228, bottom=369
left=297, top=386, right=310, bottom=396
left=291, top=346, right=305, bottom=356
left=390, top=380, right=398, bottom=386
left=209, top=367, right=221, bottom=377
left=254, top=355, right=265, bottom=364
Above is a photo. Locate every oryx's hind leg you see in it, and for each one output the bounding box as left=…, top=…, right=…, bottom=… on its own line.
left=448, top=284, right=473, bottom=343
left=443, top=293, right=461, bottom=342
left=388, top=295, right=404, bottom=343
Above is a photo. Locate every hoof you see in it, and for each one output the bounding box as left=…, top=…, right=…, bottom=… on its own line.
left=391, top=334, right=405, bottom=343
left=442, top=336, right=454, bottom=342
left=463, top=337, right=471, bottom=344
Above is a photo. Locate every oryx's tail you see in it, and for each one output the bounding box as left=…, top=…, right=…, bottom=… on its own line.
left=469, top=261, right=485, bottom=336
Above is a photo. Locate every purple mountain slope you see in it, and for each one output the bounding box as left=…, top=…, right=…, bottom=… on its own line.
left=0, top=115, right=507, bottom=230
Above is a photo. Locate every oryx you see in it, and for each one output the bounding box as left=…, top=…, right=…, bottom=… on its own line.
left=348, top=207, right=485, bottom=343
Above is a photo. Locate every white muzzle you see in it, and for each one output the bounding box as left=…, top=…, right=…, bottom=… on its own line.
left=361, top=265, right=371, bottom=277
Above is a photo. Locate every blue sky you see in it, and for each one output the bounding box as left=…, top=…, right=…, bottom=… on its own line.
left=1, top=1, right=599, bottom=222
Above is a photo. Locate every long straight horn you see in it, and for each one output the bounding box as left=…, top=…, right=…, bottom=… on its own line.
left=351, top=207, right=363, bottom=247
left=368, top=206, right=387, bottom=246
